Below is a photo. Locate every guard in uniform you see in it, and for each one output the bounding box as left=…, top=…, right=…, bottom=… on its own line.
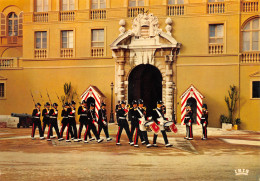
left=137, top=99, right=151, bottom=148
left=84, top=103, right=103, bottom=143
left=116, top=101, right=134, bottom=146
left=58, top=102, right=70, bottom=141
left=67, top=101, right=78, bottom=142
left=31, top=103, right=44, bottom=140
left=115, top=100, right=121, bottom=124
left=152, top=100, right=172, bottom=147
left=77, top=100, right=93, bottom=141
left=42, top=102, right=53, bottom=137
left=201, top=104, right=208, bottom=140
left=97, top=103, right=112, bottom=141
left=47, top=103, right=61, bottom=141
left=184, top=104, right=193, bottom=140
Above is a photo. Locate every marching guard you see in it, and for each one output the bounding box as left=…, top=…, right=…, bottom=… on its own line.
left=137, top=99, right=152, bottom=148
left=116, top=101, right=134, bottom=146
left=152, top=100, right=172, bottom=147
left=201, top=104, right=208, bottom=140
left=184, top=104, right=193, bottom=140
left=67, top=101, right=78, bottom=142
left=77, top=100, right=93, bottom=141
left=59, top=102, right=71, bottom=141
left=129, top=100, right=145, bottom=147
left=42, top=102, right=53, bottom=137
left=47, top=103, right=61, bottom=141
left=97, top=103, right=112, bottom=141
left=84, top=103, right=103, bottom=143
left=31, top=103, right=44, bottom=140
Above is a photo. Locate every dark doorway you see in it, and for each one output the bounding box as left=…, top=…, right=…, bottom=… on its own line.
left=86, top=97, right=95, bottom=110
left=128, top=64, right=162, bottom=116
left=187, top=97, right=197, bottom=123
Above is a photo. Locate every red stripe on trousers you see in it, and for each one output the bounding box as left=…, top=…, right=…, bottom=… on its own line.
left=84, top=125, right=89, bottom=140
left=47, top=124, right=51, bottom=139
left=31, top=123, right=35, bottom=137
left=60, top=124, right=64, bottom=137
left=78, top=123, right=82, bottom=139
left=116, top=126, right=120, bottom=143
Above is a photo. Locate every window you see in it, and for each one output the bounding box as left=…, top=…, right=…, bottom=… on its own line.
left=208, top=0, right=224, bottom=2
left=209, top=24, right=224, bottom=44
left=92, top=29, right=104, bottom=47
left=36, top=0, right=48, bottom=12
left=8, top=13, right=18, bottom=36
left=129, top=0, right=144, bottom=7
left=252, top=81, right=260, bottom=98
left=0, top=83, right=5, bottom=98
left=35, top=31, right=47, bottom=49
left=61, top=30, right=73, bottom=48
left=62, top=0, right=75, bottom=11
left=92, top=0, right=106, bottom=9
left=168, top=0, right=184, bottom=4
left=242, top=18, right=260, bottom=51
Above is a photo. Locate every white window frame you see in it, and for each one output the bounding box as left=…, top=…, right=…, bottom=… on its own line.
left=35, top=0, right=49, bottom=12
left=91, top=29, right=104, bottom=47
left=35, top=31, right=47, bottom=49
left=61, top=30, right=74, bottom=48
left=8, top=13, right=18, bottom=37
left=168, top=0, right=184, bottom=5
left=209, top=24, right=224, bottom=44
left=242, top=18, right=260, bottom=52
left=129, top=0, right=144, bottom=7
left=91, top=0, right=106, bottom=9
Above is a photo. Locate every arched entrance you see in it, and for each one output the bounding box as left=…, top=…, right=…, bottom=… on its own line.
left=187, top=97, right=197, bottom=123
left=128, top=64, right=162, bottom=116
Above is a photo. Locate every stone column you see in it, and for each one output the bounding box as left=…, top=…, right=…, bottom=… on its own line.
left=165, top=55, right=174, bottom=121
left=116, top=57, right=126, bottom=101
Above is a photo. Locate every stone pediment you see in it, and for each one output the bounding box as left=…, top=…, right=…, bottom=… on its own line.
left=110, top=13, right=181, bottom=65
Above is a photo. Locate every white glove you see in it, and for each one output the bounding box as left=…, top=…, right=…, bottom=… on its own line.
left=203, top=123, right=206, bottom=127
left=37, top=112, right=40, bottom=115
left=72, top=110, right=75, bottom=113
left=55, top=111, right=58, bottom=114
left=188, top=122, right=191, bottom=126
left=83, top=108, right=87, bottom=111
left=94, top=122, right=98, bottom=127
left=103, top=121, right=107, bottom=126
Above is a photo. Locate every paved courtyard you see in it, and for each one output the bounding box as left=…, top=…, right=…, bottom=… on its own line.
left=0, top=124, right=259, bottom=181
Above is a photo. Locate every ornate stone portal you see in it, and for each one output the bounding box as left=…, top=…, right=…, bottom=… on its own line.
left=110, top=13, right=181, bottom=120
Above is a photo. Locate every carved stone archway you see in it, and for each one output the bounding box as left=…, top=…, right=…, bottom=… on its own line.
left=110, top=13, right=181, bottom=120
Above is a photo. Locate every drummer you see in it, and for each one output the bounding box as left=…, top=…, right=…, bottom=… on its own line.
left=152, top=100, right=172, bottom=147
left=137, top=99, right=152, bottom=148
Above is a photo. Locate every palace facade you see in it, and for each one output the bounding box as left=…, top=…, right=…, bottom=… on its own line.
left=0, top=0, right=259, bottom=130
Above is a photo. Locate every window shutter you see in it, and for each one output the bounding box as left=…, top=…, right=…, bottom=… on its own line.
left=18, top=12, right=23, bottom=36
left=0, top=13, right=6, bottom=37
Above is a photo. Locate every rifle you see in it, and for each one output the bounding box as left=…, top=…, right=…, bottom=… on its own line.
left=39, top=91, right=44, bottom=106
left=46, top=89, right=53, bottom=107
left=30, top=90, right=36, bottom=107
left=55, top=92, right=64, bottom=107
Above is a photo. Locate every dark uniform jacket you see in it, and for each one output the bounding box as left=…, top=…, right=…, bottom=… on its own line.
left=152, top=107, right=166, bottom=125
left=129, top=107, right=139, bottom=126
left=78, top=105, right=88, bottom=122
left=116, top=107, right=127, bottom=120
left=137, top=107, right=146, bottom=119
left=68, top=107, right=76, bottom=118
left=87, top=109, right=97, bottom=124
left=61, top=108, right=69, bottom=123
left=98, top=109, right=107, bottom=124
left=201, top=110, right=208, bottom=125
left=49, top=108, right=58, bottom=119
left=184, top=109, right=193, bottom=124
left=42, top=108, right=50, bottom=122
left=32, top=108, right=41, bottom=119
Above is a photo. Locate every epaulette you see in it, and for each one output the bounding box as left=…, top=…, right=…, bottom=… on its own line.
left=153, top=108, right=156, bottom=110
left=130, top=107, right=133, bottom=109
left=143, top=107, right=146, bottom=110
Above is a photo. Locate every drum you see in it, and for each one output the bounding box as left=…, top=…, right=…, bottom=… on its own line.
left=139, top=117, right=146, bottom=131
left=144, top=121, right=154, bottom=132
left=164, top=121, right=173, bottom=132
